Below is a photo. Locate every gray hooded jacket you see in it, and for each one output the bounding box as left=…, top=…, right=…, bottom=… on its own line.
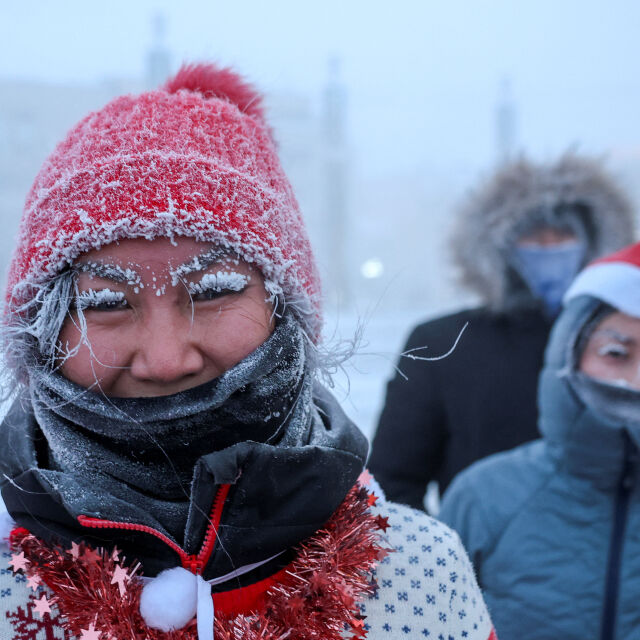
left=439, top=296, right=640, bottom=640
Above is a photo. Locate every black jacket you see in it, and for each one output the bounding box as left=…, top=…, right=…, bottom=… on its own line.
left=368, top=305, right=551, bottom=509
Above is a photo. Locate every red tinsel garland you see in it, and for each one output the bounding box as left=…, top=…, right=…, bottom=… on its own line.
left=9, top=484, right=388, bottom=640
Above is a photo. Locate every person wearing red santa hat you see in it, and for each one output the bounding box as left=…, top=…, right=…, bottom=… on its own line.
left=0, top=64, right=495, bottom=640
left=440, top=241, right=640, bottom=639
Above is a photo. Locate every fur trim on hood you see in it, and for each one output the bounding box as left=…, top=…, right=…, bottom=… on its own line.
left=451, top=153, right=635, bottom=310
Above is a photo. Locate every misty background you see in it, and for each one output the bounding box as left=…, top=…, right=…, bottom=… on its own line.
left=1, top=0, right=639, bottom=437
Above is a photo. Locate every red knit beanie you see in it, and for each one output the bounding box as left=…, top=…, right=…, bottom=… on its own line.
left=6, top=63, right=321, bottom=337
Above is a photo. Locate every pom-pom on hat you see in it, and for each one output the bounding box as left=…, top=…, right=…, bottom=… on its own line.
left=564, top=242, right=640, bottom=318
left=6, top=63, right=321, bottom=337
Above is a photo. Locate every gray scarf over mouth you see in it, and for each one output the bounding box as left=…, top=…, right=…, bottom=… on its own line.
left=567, top=303, right=640, bottom=434
left=27, top=313, right=314, bottom=542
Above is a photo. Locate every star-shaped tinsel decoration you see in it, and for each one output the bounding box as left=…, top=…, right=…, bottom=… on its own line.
left=32, top=594, right=51, bottom=619
left=350, top=617, right=368, bottom=638
left=26, top=574, right=41, bottom=592
left=287, top=594, right=306, bottom=615
left=111, top=564, right=129, bottom=597
left=83, top=546, right=102, bottom=564
left=374, top=515, right=390, bottom=532
left=309, top=570, right=330, bottom=594
left=69, top=541, right=81, bottom=559
left=9, top=551, right=29, bottom=573
left=366, top=493, right=378, bottom=507
left=79, top=621, right=101, bottom=640
left=358, top=469, right=373, bottom=487
left=337, top=583, right=356, bottom=608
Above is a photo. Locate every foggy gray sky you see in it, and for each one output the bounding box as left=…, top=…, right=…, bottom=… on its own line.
left=2, top=1, right=640, bottom=435
left=2, top=0, right=640, bottom=176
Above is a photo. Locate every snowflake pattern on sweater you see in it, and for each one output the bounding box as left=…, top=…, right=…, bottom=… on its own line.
left=367, top=497, right=493, bottom=639
left=0, top=498, right=493, bottom=640
left=1, top=548, right=69, bottom=639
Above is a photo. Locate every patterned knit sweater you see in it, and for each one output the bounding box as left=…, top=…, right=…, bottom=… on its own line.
left=0, top=496, right=494, bottom=640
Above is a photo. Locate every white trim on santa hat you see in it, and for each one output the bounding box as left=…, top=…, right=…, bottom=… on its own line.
left=564, top=261, right=640, bottom=318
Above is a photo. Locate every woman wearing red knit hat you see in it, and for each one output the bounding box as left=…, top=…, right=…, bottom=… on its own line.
left=0, top=65, right=494, bottom=640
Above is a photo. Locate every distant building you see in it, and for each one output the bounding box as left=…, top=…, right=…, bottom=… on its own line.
left=495, top=77, right=517, bottom=163
left=146, top=12, right=172, bottom=89
left=321, top=57, right=350, bottom=308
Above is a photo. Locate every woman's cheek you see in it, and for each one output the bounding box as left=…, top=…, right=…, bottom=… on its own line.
left=198, top=303, right=272, bottom=369
left=59, top=325, right=129, bottom=389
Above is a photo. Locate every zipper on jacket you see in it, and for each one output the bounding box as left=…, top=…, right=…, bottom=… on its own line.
left=600, top=432, right=637, bottom=640
left=77, top=483, right=231, bottom=575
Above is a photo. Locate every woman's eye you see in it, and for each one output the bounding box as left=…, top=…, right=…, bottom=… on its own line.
left=89, top=299, right=129, bottom=311
left=190, top=287, right=230, bottom=302
left=597, top=343, right=629, bottom=360
left=75, top=289, right=128, bottom=312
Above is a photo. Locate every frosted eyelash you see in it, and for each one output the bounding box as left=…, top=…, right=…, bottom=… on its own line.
left=75, top=288, right=126, bottom=310
left=597, top=342, right=629, bottom=358
left=187, top=272, right=250, bottom=295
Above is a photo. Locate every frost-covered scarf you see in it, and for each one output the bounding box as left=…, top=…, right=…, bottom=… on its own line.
left=570, top=371, right=640, bottom=431
left=27, top=313, right=310, bottom=542
left=568, top=304, right=640, bottom=433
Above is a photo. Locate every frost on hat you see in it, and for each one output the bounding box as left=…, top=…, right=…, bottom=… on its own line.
left=564, top=242, right=640, bottom=318
left=6, top=63, right=321, bottom=337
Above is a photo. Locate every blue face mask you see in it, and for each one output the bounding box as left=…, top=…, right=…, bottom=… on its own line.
left=511, top=241, right=586, bottom=316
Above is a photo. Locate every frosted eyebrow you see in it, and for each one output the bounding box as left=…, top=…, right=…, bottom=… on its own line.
left=170, top=248, right=229, bottom=286
left=592, top=328, right=634, bottom=345
left=76, top=262, right=141, bottom=285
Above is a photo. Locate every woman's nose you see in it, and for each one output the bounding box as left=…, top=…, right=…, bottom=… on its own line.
left=129, top=309, right=205, bottom=384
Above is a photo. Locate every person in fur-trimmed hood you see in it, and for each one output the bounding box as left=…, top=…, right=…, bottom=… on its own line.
left=0, top=64, right=495, bottom=640
left=369, top=155, right=635, bottom=509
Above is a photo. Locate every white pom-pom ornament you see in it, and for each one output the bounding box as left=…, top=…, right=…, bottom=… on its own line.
left=140, top=566, right=198, bottom=631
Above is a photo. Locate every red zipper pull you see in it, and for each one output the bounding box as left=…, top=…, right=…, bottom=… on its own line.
left=188, top=556, right=203, bottom=574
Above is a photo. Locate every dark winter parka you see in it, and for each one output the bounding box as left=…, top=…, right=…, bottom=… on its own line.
left=369, top=305, right=550, bottom=505
left=440, top=296, right=640, bottom=640
left=369, top=155, right=634, bottom=506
